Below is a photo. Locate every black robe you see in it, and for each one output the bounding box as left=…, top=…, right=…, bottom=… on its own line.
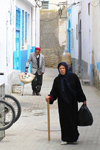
left=49, top=73, right=86, bottom=142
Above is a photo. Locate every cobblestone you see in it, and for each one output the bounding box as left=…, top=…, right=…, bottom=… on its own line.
left=0, top=68, right=100, bottom=150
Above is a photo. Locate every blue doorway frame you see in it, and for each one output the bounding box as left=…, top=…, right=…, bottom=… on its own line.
left=67, top=20, right=71, bottom=53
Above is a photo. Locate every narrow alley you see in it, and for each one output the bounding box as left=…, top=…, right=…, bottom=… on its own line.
left=0, top=68, right=100, bottom=150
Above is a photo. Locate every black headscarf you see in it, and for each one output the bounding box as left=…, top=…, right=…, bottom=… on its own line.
left=58, top=62, right=77, bottom=103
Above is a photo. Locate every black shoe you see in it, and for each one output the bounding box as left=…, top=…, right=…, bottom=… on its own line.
left=36, top=93, right=41, bottom=96
left=32, top=92, right=36, bottom=95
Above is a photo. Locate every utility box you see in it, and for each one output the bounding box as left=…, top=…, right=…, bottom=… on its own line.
left=0, top=74, right=5, bottom=141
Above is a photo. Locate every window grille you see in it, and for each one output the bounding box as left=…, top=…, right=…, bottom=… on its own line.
left=41, top=1, right=49, bottom=9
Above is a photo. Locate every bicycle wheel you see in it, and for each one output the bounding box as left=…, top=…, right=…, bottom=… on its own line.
left=5, top=94, right=21, bottom=123
left=0, top=100, right=15, bottom=130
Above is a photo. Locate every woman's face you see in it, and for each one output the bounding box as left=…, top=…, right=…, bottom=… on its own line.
left=59, top=65, right=66, bottom=75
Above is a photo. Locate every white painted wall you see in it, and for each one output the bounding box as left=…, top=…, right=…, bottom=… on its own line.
left=0, top=0, right=39, bottom=93
left=59, top=19, right=67, bottom=47
left=36, top=5, right=40, bottom=47
left=0, top=0, right=7, bottom=85
left=92, top=0, right=100, bottom=80
left=31, top=6, right=36, bottom=47
left=81, top=0, right=91, bottom=62
left=70, top=3, right=81, bottom=59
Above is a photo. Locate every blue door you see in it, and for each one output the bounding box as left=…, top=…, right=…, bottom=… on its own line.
left=14, top=7, right=21, bottom=70
left=16, top=30, right=21, bottom=70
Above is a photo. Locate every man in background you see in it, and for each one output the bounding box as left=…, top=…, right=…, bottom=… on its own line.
left=25, top=47, right=45, bottom=96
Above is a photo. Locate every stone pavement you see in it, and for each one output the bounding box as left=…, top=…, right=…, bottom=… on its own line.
left=0, top=68, right=100, bottom=150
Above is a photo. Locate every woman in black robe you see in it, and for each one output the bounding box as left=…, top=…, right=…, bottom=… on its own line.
left=45, top=62, right=87, bottom=145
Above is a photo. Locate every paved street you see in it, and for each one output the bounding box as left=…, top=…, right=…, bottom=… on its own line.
left=0, top=68, right=100, bottom=150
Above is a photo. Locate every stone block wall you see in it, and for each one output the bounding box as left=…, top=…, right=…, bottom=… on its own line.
left=40, top=9, right=66, bottom=67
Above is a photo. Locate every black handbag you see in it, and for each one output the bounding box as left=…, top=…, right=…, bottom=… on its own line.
left=78, top=104, right=93, bottom=126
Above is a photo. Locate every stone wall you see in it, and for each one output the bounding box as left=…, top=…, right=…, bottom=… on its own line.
left=40, top=9, right=66, bottom=67
left=41, top=49, right=62, bottom=68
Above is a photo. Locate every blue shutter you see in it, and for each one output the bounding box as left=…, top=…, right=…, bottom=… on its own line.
left=25, top=12, right=27, bottom=40
left=22, top=10, right=24, bottom=46
left=16, top=7, right=20, bottom=30
left=14, top=7, right=21, bottom=70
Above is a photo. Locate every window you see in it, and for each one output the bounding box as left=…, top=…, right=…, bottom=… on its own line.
left=22, top=10, right=24, bottom=46
left=16, top=8, right=20, bottom=30
left=41, top=1, right=49, bottom=9
left=88, top=3, right=90, bottom=16
left=25, top=12, right=27, bottom=40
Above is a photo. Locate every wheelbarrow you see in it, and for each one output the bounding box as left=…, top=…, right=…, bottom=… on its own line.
left=19, top=72, right=35, bottom=96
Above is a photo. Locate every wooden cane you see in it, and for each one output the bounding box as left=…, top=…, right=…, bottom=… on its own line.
left=47, top=101, right=50, bottom=141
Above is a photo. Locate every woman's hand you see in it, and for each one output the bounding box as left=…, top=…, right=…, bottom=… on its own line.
left=83, top=101, right=87, bottom=106
left=45, top=96, right=50, bottom=103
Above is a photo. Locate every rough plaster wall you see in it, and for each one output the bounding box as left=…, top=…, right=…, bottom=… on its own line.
left=40, top=10, right=66, bottom=67
left=92, top=0, right=100, bottom=89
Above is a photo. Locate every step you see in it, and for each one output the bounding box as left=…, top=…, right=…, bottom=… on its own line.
left=81, top=79, right=90, bottom=86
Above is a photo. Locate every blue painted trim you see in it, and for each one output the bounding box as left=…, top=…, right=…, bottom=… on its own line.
left=14, top=7, right=21, bottom=70
left=90, top=64, right=94, bottom=85
left=13, top=51, right=16, bottom=69
left=27, top=45, right=31, bottom=73
left=25, top=12, right=27, bottom=39
left=90, top=64, right=92, bottom=75
left=67, top=7, right=72, bottom=14
left=67, top=7, right=72, bottom=53
left=97, top=62, right=100, bottom=72
left=31, top=46, right=35, bottom=53
left=19, top=32, right=21, bottom=70
left=21, top=50, right=27, bottom=73
left=67, top=21, right=71, bottom=53
left=22, top=10, right=24, bottom=46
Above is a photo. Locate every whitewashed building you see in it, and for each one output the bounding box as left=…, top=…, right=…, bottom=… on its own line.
left=67, top=0, right=93, bottom=84
left=0, top=0, right=40, bottom=93
left=66, top=0, right=100, bottom=88
left=91, top=0, right=100, bottom=88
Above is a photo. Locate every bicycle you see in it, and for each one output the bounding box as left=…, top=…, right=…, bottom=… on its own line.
left=5, top=94, right=21, bottom=123
left=0, top=99, right=15, bottom=130
left=0, top=73, right=21, bottom=130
